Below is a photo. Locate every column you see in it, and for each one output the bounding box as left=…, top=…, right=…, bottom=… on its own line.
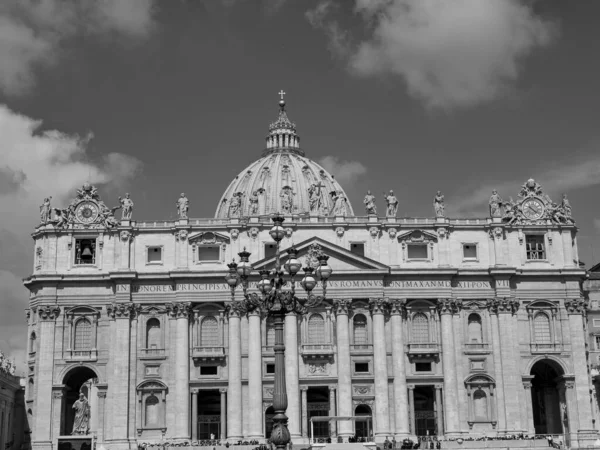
left=191, top=390, right=199, bottom=441
left=97, top=389, right=107, bottom=445
left=369, top=298, right=390, bottom=439
left=408, top=386, right=415, bottom=435
left=285, top=312, right=301, bottom=439
left=564, top=299, right=596, bottom=434
left=495, top=299, right=522, bottom=432
left=247, top=309, right=263, bottom=439
left=106, top=303, right=134, bottom=447
left=333, top=299, right=353, bottom=439
left=329, top=385, right=337, bottom=438
left=301, top=386, right=308, bottom=438
left=390, top=300, right=410, bottom=438
left=227, top=305, right=243, bottom=440
left=167, top=302, right=191, bottom=439
left=51, top=388, right=64, bottom=445
left=561, top=230, right=574, bottom=267
left=487, top=300, right=507, bottom=433
left=220, top=389, right=227, bottom=440
left=437, top=299, right=459, bottom=436
left=451, top=302, right=468, bottom=432
left=435, top=385, right=444, bottom=436
left=491, top=228, right=504, bottom=265
left=128, top=309, right=138, bottom=440
left=32, top=306, right=59, bottom=450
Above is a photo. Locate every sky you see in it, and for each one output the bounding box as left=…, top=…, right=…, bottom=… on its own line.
left=1, top=0, right=600, bottom=373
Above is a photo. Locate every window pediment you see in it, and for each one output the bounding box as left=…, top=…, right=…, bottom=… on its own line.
left=465, top=374, right=495, bottom=387
left=397, top=230, right=438, bottom=243
left=188, top=231, right=230, bottom=245
left=137, top=380, right=167, bottom=391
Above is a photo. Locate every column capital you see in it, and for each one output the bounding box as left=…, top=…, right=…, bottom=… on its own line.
left=333, top=298, right=352, bottom=316
left=38, top=305, right=61, bottom=321
left=389, top=298, right=407, bottom=317
left=300, top=385, right=309, bottom=391
left=227, top=301, right=246, bottom=318
left=434, top=384, right=443, bottom=390
left=166, top=301, right=191, bottom=319
left=486, top=297, right=519, bottom=315
left=97, top=391, right=107, bottom=398
left=328, top=384, right=338, bottom=391
left=191, top=388, right=199, bottom=394
left=106, top=302, right=140, bottom=319
left=436, top=298, right=461, bottom=315
left=522, top=375, right=534, bottom=390
left=369, top=297, right=389, bottom=315
left=247, top=307, right=262, bottom=317
left=219, top=388, right=227, bottom=394
left=564, top=298, right=588, bottom=315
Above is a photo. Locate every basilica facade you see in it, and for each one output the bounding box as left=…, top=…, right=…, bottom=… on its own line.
left=25, top=98, right=598, bottom=450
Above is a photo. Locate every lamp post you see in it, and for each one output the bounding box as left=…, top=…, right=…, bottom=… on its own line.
left=225, top=214, right=332, bottom=450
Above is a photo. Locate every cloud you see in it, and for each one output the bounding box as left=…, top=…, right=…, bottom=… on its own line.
left=308, top=0, right=557, bottom=110
left=453, top=151, right=600, bottom=216
left=0, top=104, right=143, bottom=374
left=594, top=219, right=600, bottom=234
left=318, top=155, right=367, bottom=185
left=0, top=0, right=156, bottom=96
left=306, top=0, right=350, bottom=57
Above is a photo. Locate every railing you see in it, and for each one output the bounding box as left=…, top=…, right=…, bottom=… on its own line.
left=192, top=347, right=225, bottom=357
left=140, top=348, right=166, bottom=357
left=350, top=344, right=374, bottom=353
left=464, top=343, right=490, bottom=351
left=407, top=343, right=441, bottom=353
left=530, top=343, right=562, bottom=353
left=64, top=349, right=98, bottom=360
left=301, top=344, right=335, bottom=357
left=262, top=345, right=274, bottom=354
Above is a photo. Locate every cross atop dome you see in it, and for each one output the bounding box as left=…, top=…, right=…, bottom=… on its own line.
left=265, top=90, right=303, bottom=156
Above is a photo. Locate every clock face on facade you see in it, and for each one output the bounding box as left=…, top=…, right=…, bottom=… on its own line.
left=522, top=198, right=544, bottom=220
left=75, top=201, right=99, bottom=224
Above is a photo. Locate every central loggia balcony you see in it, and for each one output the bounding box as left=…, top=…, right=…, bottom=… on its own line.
left=139, top=348, right=166, bottom=360
left=407, top=342, right=441, bottom=360
left=64, top=349, right=98, bottom=362
left=530, top=343, right=562, bottom=354
left=463, top=342, right=491, bottom=354
left=350, top=344, right=374, bottom=355
left=192, top=346, right=226, bottom=362
left=301, top=343, right=335, bottom=360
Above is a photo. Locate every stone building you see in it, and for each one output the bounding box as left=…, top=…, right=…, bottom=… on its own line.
left=24, top=98, right=598, bottom=449
left=583, top=263, right=600, bottom=429
left=0, top=353, right=26, bottom=450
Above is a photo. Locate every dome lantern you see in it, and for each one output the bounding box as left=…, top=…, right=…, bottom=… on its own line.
left=264, top=90, right=303, bottom=157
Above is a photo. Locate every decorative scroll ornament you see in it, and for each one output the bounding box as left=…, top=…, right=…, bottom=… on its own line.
left=489, top=227, right=504, bottom=240
left=332, top=298, right=352, bottom=316
left=369, top=227, right=380, bottom=238
left=284, top=227, right=294, bottom=238
left=120, top=230, right=132, bottom=242
left=50, top=183, right=120, bottom=229
left=500, top=179, right=574, bottom=225
left=436, top=227, right=449, bottom=239
left=486, top=297, right=519, bottom=315
left=436, top=298, right=462, bottom=315
left=564, top=298, right=588, bottom=315
left=248, top=227, right=260, bottom=239
left=335, top=227, right=345, bottom=237
left=389, top=298, right=407, bottom=317
left=368, top=297, right=388, bottom=315
left=354, top=385, right=372, bottom=395
left=305, top=243, right=325, bottom=269
left=230, top=229, right=240, bottom=240
left=388, top=228, right=397, bottom=239
left=166, top=302, right=191, bottom=318
left=106, top=303, right=138, bottom=319
left=175, top=229, right=188, bottom=241
left=226, top=301, right=247, bottom=317
left=38, top=305, right=60, bottom=321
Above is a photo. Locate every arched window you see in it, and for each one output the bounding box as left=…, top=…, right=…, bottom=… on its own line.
left=467, top=313, right=483, bottom=343
left=29, top=332, right=36, bottom=353
left=74, top=319, right=92, bottom=350
left=28, top=379, right=34, bottom=400
left=200, top=316, right=219, bottom=346
left=146, top=318, right=161, bottom=350
left=412, top=313, right=429, bottom=343
left=534, top=313, right=551, bottom=343
left=473, top=390, right=488, bottom=419
left=353, top=314, right=368, bottom=344
left=308, top=314, right=326, bottom=344
left=145, top=395, right=160, bottom=426
left=266, top=318, right=275, bottom=347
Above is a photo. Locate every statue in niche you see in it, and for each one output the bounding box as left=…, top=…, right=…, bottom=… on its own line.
left=229, top=193, right=243, bottom=217
left=383, top=190, right=398, bottom=217
left=308, top=182, right=324, bottom=214
left=489, top=190, right=503, bottom=218
left=248, top=191, right=260, bottom=215
left=434, top=191, right=445, bottom=218
left=330, top=190, right=348, bottom=216
left=364, top=190, right=377, bottom=215
left=72, top=392, right=90, bottom=435
left=176, top=193, right=189, bottom=219
left=118, top=193, right=134, bottom=220
left=40, top=197, right=53, bottom=223
left=280, top=187, right=294, bottom=214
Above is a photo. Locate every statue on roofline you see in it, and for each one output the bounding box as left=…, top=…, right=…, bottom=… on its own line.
left=364, top=190, right=377, bottom=215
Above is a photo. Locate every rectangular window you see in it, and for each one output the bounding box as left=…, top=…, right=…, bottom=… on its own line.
left=463, top=244, right=478, bottom=260
left=198, top=245, right=220, bottom=262
left=147, top=246, right=162, bottom=264
left=595, top=335, right=600, bottom=351
left=593, top=319, right=600, bottom=328
left=415, top=362, right=432, bottom=372
left=266, top=363, right=275, bottom=374
left=407, top=244, right=428, bottom=260
left=200, top=365, right=218, bottom=376
left=265, top=243, right=277, bottom=259
left=350, top=243, right=365, bottom=257
left=354, top=362, right=369, bottom=373
left=75, top=239, right=96, bottom=265
left=526, top=235, right=546, bottom=260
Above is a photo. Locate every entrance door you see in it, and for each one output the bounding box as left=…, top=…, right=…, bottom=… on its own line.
left=354, top=405, right=372, bottom=441
left=414, top=386, right=436, bottom=436
left=531, top=361, right=564, bottom=435
left=197, top=390, right=221, bottom=440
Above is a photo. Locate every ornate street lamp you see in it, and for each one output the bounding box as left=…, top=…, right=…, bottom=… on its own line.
left=225, top=214, right=332, bottom=450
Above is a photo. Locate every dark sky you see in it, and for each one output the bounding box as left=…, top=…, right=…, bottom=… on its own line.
left=1, top=0, right=599, bottom=371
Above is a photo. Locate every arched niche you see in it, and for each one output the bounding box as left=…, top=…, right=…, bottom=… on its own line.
left=60, top=366, right=99, bottom=436
left=464, top=374, right=497, bottom=429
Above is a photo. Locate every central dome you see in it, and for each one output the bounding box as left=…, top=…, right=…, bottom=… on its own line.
left=215, top=97, right=354, bottom=218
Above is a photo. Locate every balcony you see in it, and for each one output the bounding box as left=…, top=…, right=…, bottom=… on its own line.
left=262, top=345, right=274, bottom=355
left=407, top=343, right=440, bottom=360
left=64, top=349, right=98, bottom=361
left=350, top=344, right=373, bottom=355
left=464, top=343, right=491, bottom=354
left=530, top=343, right=562, bottom=354
left=139, top=348, right=166, bottom=360
left=301, top=343, right=335, bottom=361
left=192, top=346, right=226, bottom=362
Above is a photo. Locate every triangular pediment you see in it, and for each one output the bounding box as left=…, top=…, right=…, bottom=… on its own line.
left=253, top=236, right=390, bottom=273
left=188, top=231, right=230, bottom=244
left=396, top=229, right=438, bottom=242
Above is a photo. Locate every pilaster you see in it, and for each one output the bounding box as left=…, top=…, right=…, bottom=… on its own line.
left=328, top=385, right=337, bottom=438
left=437, top=298, right=459, bottom=436
left=389, top=299, right=409, bottom=438
left=247, top=308, right=263, bottom=439
left=284, top=312, right=301, bottom=440
left=486, top=299, right=507, bottom=433
left=227, top=303, right=243, bottom=440
left=167, top=301, right=191, bottom=439
left=369, top=298, right=390, bottom=439
left=301, top=386, right=308, bottom=438
left=333, top=299, right=353, bottom=439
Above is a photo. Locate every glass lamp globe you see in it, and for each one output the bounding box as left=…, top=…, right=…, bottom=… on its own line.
left=300, top=267, right=317, bottom=292
left=237, top=249, right=253, bottom=277
left=284, top=247, right=302, bottom=275
left=315, top=255, right=332, bottom=280
left=225, top=262, right=240, bottom=287
left=257, top=270, right=273, bottom=294
left=269, top=215, right=286, bottom=242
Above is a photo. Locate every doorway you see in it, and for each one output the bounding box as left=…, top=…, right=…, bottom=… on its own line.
left=197, top=390, right=221, bottom=440
left=354, top=405, right=372, bottom=441
left=531, top=360, right=564, bottom=435
left=414, top=386, right=436, bottom=436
